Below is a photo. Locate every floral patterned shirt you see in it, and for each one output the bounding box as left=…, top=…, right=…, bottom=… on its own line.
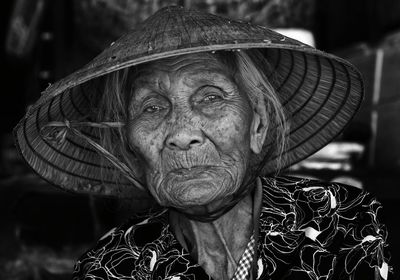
left=73, top=176, right=391, bottom=279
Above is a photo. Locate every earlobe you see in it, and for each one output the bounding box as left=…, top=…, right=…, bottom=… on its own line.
left=250, top=97, right=269, bottom=154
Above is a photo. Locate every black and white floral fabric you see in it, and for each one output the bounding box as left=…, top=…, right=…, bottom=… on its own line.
left=73, top=176, right=391, bottom=279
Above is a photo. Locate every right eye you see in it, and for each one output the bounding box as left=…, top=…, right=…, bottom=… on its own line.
left=143, top=105, right=164, bottom=113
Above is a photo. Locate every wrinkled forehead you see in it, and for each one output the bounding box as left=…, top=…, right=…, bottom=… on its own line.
left=132, top=52, right=236, bottom=85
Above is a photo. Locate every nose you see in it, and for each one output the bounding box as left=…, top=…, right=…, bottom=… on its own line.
left=165, top=129, right=205, bottom=150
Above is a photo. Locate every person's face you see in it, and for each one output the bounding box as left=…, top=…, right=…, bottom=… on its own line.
left=126, top=53, right=260, bottom=209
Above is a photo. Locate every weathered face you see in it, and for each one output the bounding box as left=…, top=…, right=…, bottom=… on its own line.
left=126, top=53, right=261, bottom=210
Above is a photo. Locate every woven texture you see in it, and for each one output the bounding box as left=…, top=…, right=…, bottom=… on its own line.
left=14, top=6, right=363, bottom=197
left=232, top=234, right=256, bottom=280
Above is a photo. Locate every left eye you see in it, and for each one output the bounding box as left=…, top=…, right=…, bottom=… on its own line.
left=203, top=94, right=222, bottom=103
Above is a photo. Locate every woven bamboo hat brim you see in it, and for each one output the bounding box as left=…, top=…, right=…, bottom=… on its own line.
left=14, top=6, right=363, bottom=197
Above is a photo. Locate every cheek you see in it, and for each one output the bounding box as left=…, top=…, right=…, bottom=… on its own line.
left=206, top=105, right=252, bottom=152
left=126, top=121, right=164, bottom=164
left=126, top=122, right=167, bottom=202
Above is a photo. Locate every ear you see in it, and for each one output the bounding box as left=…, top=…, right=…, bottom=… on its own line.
left=250, top=96, right=269, bottom=154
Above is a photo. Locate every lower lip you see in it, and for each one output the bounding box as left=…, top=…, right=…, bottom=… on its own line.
left=171, top=166, right=213, bottom=176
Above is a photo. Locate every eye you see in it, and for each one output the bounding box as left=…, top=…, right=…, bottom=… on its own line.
left=143, top=105, right=164, bottom=113
left=203, top=94, right=223, bottom=103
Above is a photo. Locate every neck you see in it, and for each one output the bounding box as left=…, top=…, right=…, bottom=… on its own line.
left=169, top=193, right=254, bottom=280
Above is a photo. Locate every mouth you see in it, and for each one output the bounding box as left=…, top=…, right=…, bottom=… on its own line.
left=169, top=165, right=216, bottom=177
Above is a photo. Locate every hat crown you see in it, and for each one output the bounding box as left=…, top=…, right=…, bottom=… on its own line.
left=39, top=5, right=305, bottom=105
left=39, top=5, right=304, bottom=105
left=89, top=5, right=303, bottom=74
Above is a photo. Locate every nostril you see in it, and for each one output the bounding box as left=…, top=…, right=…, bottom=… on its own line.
left=166, top=132, right=204, bottom=150
left=169, top=142, right=178, bottom=148
left=189, top=139, right=201, bottom=146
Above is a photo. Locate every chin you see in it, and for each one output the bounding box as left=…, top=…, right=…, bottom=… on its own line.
left=155, top=169, right=240, bottom=208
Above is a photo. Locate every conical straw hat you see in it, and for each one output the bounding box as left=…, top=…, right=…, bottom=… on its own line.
left=14, top=6, right=363, bottom=198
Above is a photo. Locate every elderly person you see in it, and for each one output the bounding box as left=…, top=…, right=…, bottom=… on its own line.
left=14, top=6, right=390, bottom=280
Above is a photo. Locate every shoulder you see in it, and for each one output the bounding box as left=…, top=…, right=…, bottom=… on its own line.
left=260, top=175, right=379, bottom=217
left=258, top=176, right=391, bottom=279
left=259, top=175, right=386, bottom=242
left=72, top=210, right=173, bottom=280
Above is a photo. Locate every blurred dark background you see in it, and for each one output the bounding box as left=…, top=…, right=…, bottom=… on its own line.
left=0, top=0, right=399, bottom=279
